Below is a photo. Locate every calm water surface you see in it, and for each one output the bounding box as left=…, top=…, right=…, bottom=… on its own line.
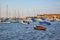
left=0, top=21, right=60, bottom=40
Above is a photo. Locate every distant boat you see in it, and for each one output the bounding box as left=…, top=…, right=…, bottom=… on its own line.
left=19, top=20, right=28, bottom=24
left=35, top=18, right=43, bottom=22
left=0, top=18, right=3, bottom=22
left=19, top=20, right=31, bottom=24
left=39, top=21, right=51, bottom=25
left=31, top=18, right=36, bottom=22
left=40, top=18, right=46, bottom=20
left=10, top=20, right=19, bottom=23
left=56, top=19, right=60, bottom=21
left=1, top=22, right=11, bottom=24
left=1, top=18, right=9, bottom=22
left=0, top=18, right=11, bottom=24
left=50, top=20, right=55, bottom=22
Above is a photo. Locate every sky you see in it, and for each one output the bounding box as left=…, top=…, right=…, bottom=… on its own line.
left=0, top=0, right=60, bottom=18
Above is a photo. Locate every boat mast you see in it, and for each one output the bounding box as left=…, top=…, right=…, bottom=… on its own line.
left=22, top=9, right=23, bottom=18
left=13, top=8, right=16, bottom=18
left=6, top=4, right=8, bottom=18
left=8, top=7, right=10, bottom=18
left=17, top=9, right=19, bottom=18
left=0, top=3, right=1, bottom=18
left=14, top=9, right=16, bottom=18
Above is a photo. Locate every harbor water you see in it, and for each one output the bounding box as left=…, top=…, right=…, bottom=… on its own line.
left=0, top=21, right=60, bottom=40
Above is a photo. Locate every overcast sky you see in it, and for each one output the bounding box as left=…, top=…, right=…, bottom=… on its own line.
left=0, top=0, right=60, bottom=18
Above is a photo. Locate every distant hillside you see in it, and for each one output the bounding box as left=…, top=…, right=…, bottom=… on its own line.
left=37, top=14, right=60, bottom=19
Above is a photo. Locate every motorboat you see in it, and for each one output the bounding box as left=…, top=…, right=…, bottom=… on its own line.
left=9, top=18, right=19, bottom=23
left=35, top=18, right=43, bottom=22
left=56, top=19, right=60, bottom=21
left=19, top=20, right=28, bottom=24
left=19, top=19, right=33, bottom=24
left=1, top=18, right=9, bottom=22
left=0, top=18, right=11, bottom=24
left=1, top=22, right=11, bottom=24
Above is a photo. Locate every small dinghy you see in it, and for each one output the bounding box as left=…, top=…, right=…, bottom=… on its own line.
left=34, top=26, right=46, bottom=31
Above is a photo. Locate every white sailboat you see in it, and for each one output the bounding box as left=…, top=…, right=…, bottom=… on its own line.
left=2, top=5, right=11, bottom=24
left=0, top=4, right=2, bottom=22
left=19, top=9, right=29, bottom=24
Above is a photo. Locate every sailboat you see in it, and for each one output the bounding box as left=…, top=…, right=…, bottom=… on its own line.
left=19, top=9, right=32, bottom=24
left=1, top=5, right=11, bottom=24
left=17, top=9, right=26, bottom=23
